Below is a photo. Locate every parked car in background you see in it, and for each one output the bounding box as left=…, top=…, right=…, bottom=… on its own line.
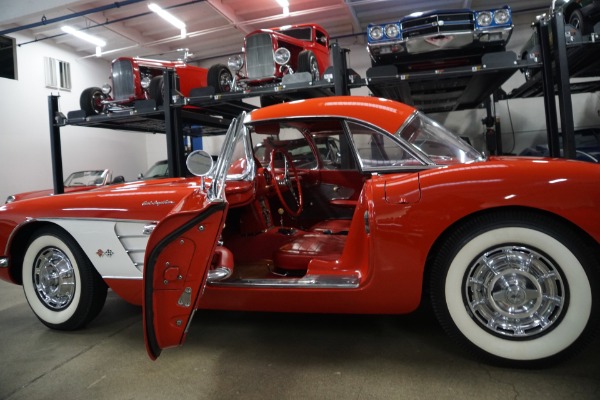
left=79, top=54, right=209, bottom=116
left=1, top=97, right=599, bottom=367
left=4, top=169, right=122, bottom=204
left=138, top=159, right=169, bottom=180
left=210, top=23, right=331, bottom=96
left=519, top=127, right=600, bottom=161
left=367, top=6, right=513, bottom=71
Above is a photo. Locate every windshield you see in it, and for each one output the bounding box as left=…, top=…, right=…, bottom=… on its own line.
left=64, top=170, right=108, bottom=186
left=396, top=112, right=484, bottom=165
left=143, top=161, right=169, bottom=179
left=278, top=26, right=312, bottom=41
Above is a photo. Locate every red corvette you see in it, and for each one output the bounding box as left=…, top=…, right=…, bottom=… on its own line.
left=1, top=97, right=599, bottom=366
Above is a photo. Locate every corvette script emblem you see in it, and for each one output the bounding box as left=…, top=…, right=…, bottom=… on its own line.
left=142, top=200, right=175, bottom=206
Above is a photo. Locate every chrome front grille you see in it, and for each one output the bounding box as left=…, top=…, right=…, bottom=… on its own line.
left=402, top=12, right=473, bottom=39
left=246, top=33, right=275, bottom=80
left=111, top=59, right=135, bottom=101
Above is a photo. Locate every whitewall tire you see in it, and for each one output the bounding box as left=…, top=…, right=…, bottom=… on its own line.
left=430, top=211, right=599, bottom=366
left=22, top=226, right=107, bottom=330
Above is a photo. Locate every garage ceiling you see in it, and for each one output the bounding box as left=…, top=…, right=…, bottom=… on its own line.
left=0, top=0, right=552, bottom=63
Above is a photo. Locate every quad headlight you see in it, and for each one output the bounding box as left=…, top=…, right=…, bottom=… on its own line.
left=494, top=9, right=511, bottom=25
left=476, top=11, right=493, bottom=27
left=384, top=24, right=400, bottom=38
left=369, top=25, right=384, bottom=41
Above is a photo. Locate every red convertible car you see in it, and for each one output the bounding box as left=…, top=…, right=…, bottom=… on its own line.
left=4, top=169, right=122, bottom=204
left=1, top=97, right=599, bottom=366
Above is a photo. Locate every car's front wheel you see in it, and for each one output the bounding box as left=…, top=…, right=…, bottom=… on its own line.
left=430, top=211, right=599, bottom=366
left=207, top=64, right=233, bottom=93
left=297, top=50, right=320, bottom=81
left=22, top=226, right=108, bottom=330
left=79, top=87, right=106, bottom=116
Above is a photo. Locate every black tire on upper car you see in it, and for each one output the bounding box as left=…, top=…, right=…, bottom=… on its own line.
left=149, top=75, right=165, bottom=106
left=79, top=87, right=106, bottom=116
left=207, top=64, right=233, bottom=93
left=297, top=50, right=320, bottom=81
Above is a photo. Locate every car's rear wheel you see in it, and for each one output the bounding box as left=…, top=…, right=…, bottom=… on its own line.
left=79, top=87, right=106, bottom=116
left=297, top=50, right=320, bottom=81
left=207, top=64, right=233, bottom=93
left=429, top=211, right=599, bottom=366
left=22, top=226, right=107, bottom=330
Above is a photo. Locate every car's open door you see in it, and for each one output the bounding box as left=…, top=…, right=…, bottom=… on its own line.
left=143, top=200, right=227, bottom=360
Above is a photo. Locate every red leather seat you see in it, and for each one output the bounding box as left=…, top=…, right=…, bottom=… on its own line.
left=274, top=233, right=346, bottom=271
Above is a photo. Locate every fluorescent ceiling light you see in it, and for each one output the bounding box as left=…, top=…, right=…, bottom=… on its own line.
left=275, top=0, right=289, bottom=16
left=148, top=3, right=187, bottom=38
left=61, top=25, right=106, bottom=47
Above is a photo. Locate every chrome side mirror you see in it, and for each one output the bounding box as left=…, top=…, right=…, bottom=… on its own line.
left=186, top=150, right=214, bottom=177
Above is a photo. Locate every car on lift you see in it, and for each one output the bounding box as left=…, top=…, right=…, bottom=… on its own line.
left=79, top=52, right=217, bottom=116
left=519, top=0, right=600, bottom=79
left=208, top=23, right=331, bottom=101
left=1, top=97, right=599, bottom=367
left=4, top=169, right=122, bottom=204
left=367, top=6, right=513, bottom=71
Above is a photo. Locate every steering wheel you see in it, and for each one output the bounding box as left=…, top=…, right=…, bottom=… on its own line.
left=269, top=147, right=303, bottom=217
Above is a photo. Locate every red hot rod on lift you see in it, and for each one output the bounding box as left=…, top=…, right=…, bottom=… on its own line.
left=79, top=54, right=209, bottom=116
left=0, top=97, right=599, bottom=366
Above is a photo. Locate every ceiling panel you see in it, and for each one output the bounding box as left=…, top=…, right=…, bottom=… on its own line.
left=0, top=0, right=553, bottom=62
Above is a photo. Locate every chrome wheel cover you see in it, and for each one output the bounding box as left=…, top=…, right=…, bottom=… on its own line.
left=465, top=245, right=565, bottom=338
left=32, top=247, right=76, bottom=310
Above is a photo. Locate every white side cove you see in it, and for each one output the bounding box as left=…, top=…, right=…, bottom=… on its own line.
left=44, top=219, right=153, bottom=280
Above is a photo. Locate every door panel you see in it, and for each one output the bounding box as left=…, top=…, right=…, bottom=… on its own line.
left=144, top=202, right=227, bottom=360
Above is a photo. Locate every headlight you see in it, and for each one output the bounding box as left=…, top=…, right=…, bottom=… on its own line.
left=5, top=195, right=15, bottom=204
left=101, top=84, right=112, bottom=94
left=228, top=54, right=244, bottom=72
left=274, top=47, right=291, bottom=65
left=384, top=24, right=399, bottom=38
left=369, top=26, right=384, bottom=41
left=494, top=9, right=510, bottom=25
left=476, top=11, right=493, bottom=27
left=140, top=75, right=152, bottom=89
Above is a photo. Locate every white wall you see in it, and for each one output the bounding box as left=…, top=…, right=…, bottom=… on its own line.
left=0, top=32, right=168, bottom=203
left=2, top=30, right=600, bottom=205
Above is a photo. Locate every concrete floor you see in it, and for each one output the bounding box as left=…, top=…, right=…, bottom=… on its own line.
left=1, top=279, right=599, bottom=400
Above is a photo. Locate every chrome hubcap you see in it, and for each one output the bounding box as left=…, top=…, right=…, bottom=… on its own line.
left=465, top=246, right=565, bottom=337
left=33, top=247, right=76, bottom=310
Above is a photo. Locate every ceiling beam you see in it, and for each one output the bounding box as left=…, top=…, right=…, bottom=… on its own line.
left=206, top=0, right=252, bottom=35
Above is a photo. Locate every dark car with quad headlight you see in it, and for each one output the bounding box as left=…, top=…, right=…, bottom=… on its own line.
left=367, top=6, right=513, bottom=71
left=79, top=55, right=209, bottom=116
left=208, top=23, right=331, bottom=99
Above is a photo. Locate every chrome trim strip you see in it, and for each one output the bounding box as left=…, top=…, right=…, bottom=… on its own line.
left=0, top=257, right=8, bottom=268
left=102, top=276, right=142, bottom=280
left=209, top=274, right=360, bottom=289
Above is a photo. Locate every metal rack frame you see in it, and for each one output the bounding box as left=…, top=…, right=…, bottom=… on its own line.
left=48, top=17, right=599, bottom=193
